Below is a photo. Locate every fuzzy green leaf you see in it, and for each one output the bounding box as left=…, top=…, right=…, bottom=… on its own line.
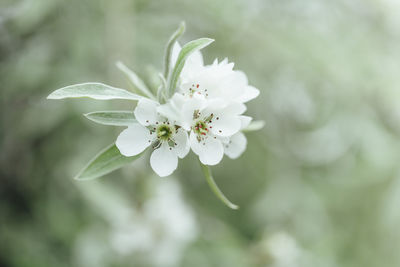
left=47, top=82, right=142, bottom=101
left=115, top=61, right=155, bottom=100
left=157, top=72, right=167, bottom=103
left=163, top=21, right=186, bottom=79
left=75, top=144, right=142, bottom=180
left=167, top=38, right=214, bottom=97
left=84, top=111, right=137, bottom=126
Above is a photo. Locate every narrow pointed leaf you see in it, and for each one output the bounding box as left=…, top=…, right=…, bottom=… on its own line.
left=200, top=162, right=239, bottom=210
left=115, top=61, right=155, bottom=100
left=47, top=82, right=142, bottom=100
left=243, top=120, right=265, bottom=132
left=157, top=72, right=167, bottom=103
left=84, top=111, right=137, bottom=126
left=75, top=144, right=142, bottom=180
left=163, top=21, right=186, bottom=79
left=167, top=38, right=214, bottom=97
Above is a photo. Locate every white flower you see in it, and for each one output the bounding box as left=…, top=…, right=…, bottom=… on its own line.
left=171, top=42, right=260, bottom=103
left=116, top=42, right=260, bottom=175
left=116, top=98, right=189, bottom=177
left=158, top=93, right=245, bottom=165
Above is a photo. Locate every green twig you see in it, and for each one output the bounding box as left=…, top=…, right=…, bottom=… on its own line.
left=199, top=161, right=239, bottom=210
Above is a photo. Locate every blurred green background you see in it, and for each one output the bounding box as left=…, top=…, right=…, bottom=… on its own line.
left=2, top=0, right=400, bottom=266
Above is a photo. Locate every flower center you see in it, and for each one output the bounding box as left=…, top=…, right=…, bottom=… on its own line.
left=156, top=124, right=173, bottom=141
left=185, top=83, right=209, bottom=98
left=194, top=120, right=209, bottom=136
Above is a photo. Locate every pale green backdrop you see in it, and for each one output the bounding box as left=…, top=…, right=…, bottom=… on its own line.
left=2, top=0, right=400, bottom=266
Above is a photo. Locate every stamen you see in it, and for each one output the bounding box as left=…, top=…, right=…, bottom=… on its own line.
left=156, top=124, right=173, bottom=141
left=193, top=110, right=200, bottom=119
left=152, top=140, right=161, bottom=149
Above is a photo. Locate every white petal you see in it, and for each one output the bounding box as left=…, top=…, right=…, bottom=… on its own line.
left=134, top=98, right=159, bottom=126
left=200, top=98, right=228, bottom=119
left=236, top=85, right=260, bottom=103
left=218, top=58, right=234, bottom=70
left=233, top=70, right=248, bottom=84
left=173, top=129, right=190, bottom=158
left=150, top=142, right=178, bottom=177
left=181, top=52, right=204, bottom=82
left=219, top=136, right=231, bottom=145
left=116, top=123, right=154, bottom=156
left=224, top=132, right=247, bottom=159
left=157, top=104, right=179, bottom=123
left=210, top=115, right=242, bottom=137
left=190, top=132, right=224, bottom=165
left=203, top=98, right=228, bottom=112
left=224, top=102, right=247, bottom=115
left=218, top=70, right=248, bottom=100
left=184, top=50, right=203, bottom=71
left=157, top=93, right=185, bottom=123
left=240, top=116, right=252, bottom=129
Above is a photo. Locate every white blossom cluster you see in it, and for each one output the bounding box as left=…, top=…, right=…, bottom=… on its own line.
left=116, top=43, right=260, bottom=177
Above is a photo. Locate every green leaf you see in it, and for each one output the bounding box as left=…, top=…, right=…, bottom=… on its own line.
left=75, top=144, right=142, bottom=180
left=163, top=21, right=186, bottom=79
left=167, top=38, right=214, bottom=98
left=199, top=161, right=239, bottom=210
left=242, top=120, right=265, bottom=132
left=47, top=82, right=142, bottom=101
left=84, top=111, right=137, bottom=126
left=157, top=72, right=167, bottom=103
left=115, top=61, right=155, bottom=100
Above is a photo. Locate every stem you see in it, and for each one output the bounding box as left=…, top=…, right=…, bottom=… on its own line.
left=199, top=162, right=239, bottom=210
